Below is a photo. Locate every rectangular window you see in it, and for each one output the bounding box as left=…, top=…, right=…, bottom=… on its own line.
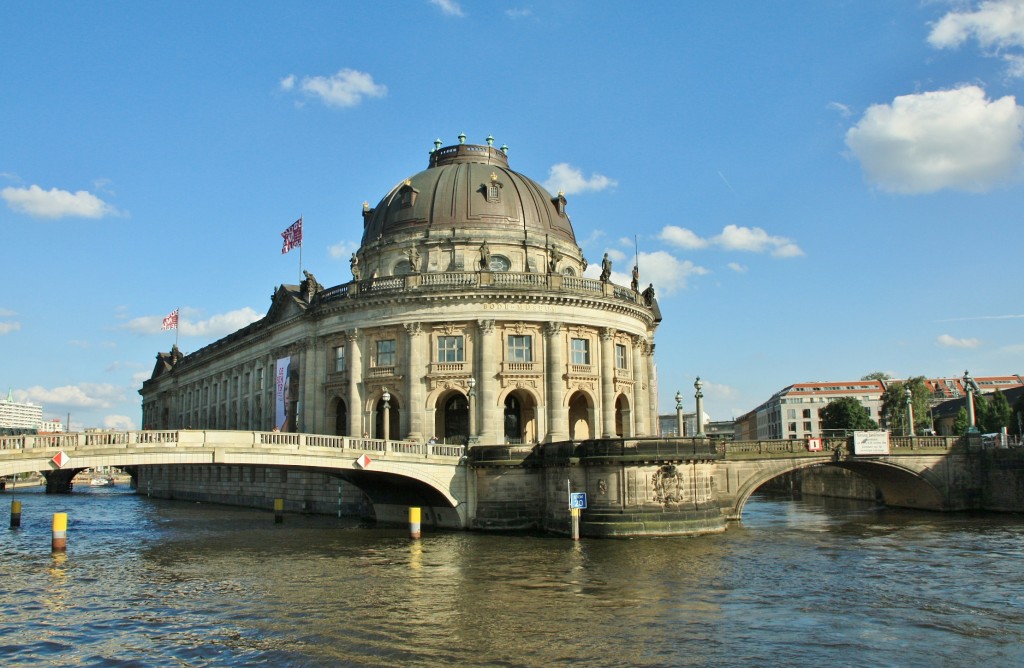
left=788, top=422, right=797, bottom=432
left=615, top=343, right=628, bottom=369
left=803, top=409, right=812, bottom=419
left=570, top=338, right=590, bottom=365
left=376, top=339, right=396, bottom=366
left=255, top=368, right=263, bottom=391
left=334, top=345, right=346, bottom=372
left=803, top=421, right=813, bottom=432
left=787, top=409, right=797, bottom=419
left=508, top=335, right=532, bottom=362
left=437, top=336, right=464, bottom=362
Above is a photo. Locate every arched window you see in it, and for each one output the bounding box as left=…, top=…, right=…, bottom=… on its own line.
left=488, top=255, right=511, bottom=272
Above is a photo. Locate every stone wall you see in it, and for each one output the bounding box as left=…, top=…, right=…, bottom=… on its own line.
left=136, top=464, right=371, bottom=517
left=982, top=449, right=1024, bottom=512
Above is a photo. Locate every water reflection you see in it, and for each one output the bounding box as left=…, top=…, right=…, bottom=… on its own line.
left=0, top=488, right=1022, bottom=666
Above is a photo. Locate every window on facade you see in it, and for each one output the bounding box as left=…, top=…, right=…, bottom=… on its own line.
left=615, top=343, right=628, bottom=369
left=804, top=421, right=813, bottom=432
left=376, top=339, right=396, bottom=366
left=437, top=336, right=464, bottom=362
left=570, top=338, right=590, bottom=365
left=255, top=368, right=263, bottom=391
left=803, top=408, right=812, bottom=419
left=789, top=422, right=797, bottom=432
left=787, top=409, right=796, bottom=419
left=508, top=335, right=532, bottom=362
left=335, top=346, right=345, bottom=372
left=488, top=255, right=511, bottom=272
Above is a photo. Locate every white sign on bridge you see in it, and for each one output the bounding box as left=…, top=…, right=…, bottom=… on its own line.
left=853, top=431, right=890, bottom=455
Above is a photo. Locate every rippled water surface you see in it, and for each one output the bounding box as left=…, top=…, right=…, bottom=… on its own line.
left=1, top=484, right=1022, bottom=666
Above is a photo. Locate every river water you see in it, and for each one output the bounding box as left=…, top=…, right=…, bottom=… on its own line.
left=1, top=484, right=1022, bottom=667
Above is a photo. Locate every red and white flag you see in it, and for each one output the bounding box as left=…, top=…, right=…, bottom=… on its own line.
left=161, top=308, right=179, bottom=331
left=281, top=217, right=303, bottom=254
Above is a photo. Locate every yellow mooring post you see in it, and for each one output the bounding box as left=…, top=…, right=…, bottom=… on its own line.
left=571, top=507, right=580, bottom=541
left=274, top=498, right=284, bottom=524
left=52, top=512, right=68, bottom=552
left=409, top=507, right=421, bottom=540
left=10, top=499, right=22, bottom=529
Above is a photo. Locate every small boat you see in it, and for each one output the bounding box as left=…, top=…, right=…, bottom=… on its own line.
left=89, top=476, right=115, bottom=487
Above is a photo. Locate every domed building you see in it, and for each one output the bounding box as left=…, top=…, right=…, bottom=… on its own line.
left=141, top=135, right=662, bottom=447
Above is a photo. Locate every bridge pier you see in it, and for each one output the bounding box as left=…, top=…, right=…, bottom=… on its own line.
left=42, top=469, right=77, bottom=494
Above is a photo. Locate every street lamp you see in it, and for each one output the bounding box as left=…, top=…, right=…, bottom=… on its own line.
left=381, top=387, right=391, bottom=441
left=905, top=385, right=915, bottom=437
left=675, top=390, right=684, bottom=437
left=694, top=377, right=706, bottom=438
left=466, top=376, right=477, bottom=445
left=963, top=370, right=978, bottom=434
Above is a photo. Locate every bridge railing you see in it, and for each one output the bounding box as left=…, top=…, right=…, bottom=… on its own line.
left=0, top=430, right=464, bottom=461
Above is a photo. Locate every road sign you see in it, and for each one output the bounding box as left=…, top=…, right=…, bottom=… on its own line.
left=569, top=492, right=587, bottom=509
left=355, top=453, right=372, bottom=469
left=51, top=451, right=69, bottom=468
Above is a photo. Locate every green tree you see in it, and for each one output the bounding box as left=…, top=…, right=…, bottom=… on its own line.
left=952, top=407, right=969, bottom=435
left=977, top=391, right=1012, bottom=433
left=880, top=376, right=933, bottom=435
left=820, top=397, right=878, bottom=431
left=861, top=371, right=892, bottom=381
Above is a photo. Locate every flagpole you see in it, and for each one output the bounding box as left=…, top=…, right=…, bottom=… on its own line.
left=175, top=307, right=180, bottom=349
left=298, top=214, right=303, bottom=281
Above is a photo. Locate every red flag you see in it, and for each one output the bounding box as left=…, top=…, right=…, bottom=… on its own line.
left=281, top=217, right=303, bottom=254
left=161, top=308, right=179, bottom=331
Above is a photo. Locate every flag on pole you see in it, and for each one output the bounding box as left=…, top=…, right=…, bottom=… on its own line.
left=161, top=308, right=179, bottom=331
left=281, top=217, right=303, bottom=254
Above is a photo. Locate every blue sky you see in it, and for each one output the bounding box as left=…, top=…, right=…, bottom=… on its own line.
left=2, top=1, right=1023, bottom=431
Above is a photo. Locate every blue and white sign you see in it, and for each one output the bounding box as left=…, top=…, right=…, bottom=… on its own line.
left=569, top=492, right=587, bottom=509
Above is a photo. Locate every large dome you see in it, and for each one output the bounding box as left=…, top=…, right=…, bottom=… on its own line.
left=360, top=137, right=577, bottom=248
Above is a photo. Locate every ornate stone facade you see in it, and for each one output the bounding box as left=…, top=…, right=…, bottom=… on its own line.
left=141, top=137, right=661, bottom=446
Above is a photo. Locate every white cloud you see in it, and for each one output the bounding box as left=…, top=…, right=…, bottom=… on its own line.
left=845, top=85, right=1024, bottom=193
left=937, top=334, right=982, bottom=348
left=329, top=239, right=360, bottom=259
left=122, top=307, right=262, bottom=337
left=585, top=250, right=709, bottom=295
left=16, top=383, right=126, bottom=410
left=430, top=0, right=465, bottom=16
left=543, top=163, right=618, bottom=195
left=727, top=262, right=748, bottom=273
left=506, top=8, right=532, bottom=18
left=2, top=184, right=120, bottom=219
left=660, top=225, right=709, bottom=249
left=713, top=224, right=805, bottom=257
left=928, top=0, right=1024, bottom=50
left=0, top=321, right=22, bottom=334
left=287, top=68, right=387, bottom=109
left=0, top=308, right=16, bottom=317
left=103, top=414, right=137, bottom=431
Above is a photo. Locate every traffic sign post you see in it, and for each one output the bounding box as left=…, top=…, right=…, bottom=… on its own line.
left=568, top=491, right=586, bottom=540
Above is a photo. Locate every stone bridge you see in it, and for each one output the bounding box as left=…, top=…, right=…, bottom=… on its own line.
left=0, top=430, right=470, bottom=526
left=0, top=431, right=986, bottom=536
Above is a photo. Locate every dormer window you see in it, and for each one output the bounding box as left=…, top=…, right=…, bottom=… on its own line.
left=485, top=173, right=502, bottom=203
left=553, top=191, right=567, bottom=216
left=399, top=180, right=418, bottom=208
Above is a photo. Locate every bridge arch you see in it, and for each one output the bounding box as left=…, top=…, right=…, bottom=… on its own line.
left=726, top=459, right=947, bottom=521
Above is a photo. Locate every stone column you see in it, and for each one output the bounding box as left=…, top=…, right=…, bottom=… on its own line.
left=646, top=341, right=658, bottom=435
left=545, top=322, right=568, bottom=442
left=307, top=338, right=326, bottom=434
left=600, top=328, right=617, bottom=437
left=346, top=330, right=362, bottom=437
left=478, top=319, right=498, bottom=444
left=405, top=323, right=424, bottom=441
left=632, top=336, right=648, bottom=436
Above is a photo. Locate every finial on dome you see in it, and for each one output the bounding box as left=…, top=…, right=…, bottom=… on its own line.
left=458, top=132, right=466, bottom=144
left=433, top=138, right=442, bottom=152
left=486, top=135, right=494, bottom=146
left=500, top=144, right=508, bottom=155
left=362, top=201, right=369, bottom=211
left=490, top=172, right=498, bottom=182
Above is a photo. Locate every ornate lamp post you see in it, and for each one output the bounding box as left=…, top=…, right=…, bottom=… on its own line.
left=381, top=387, right=391, bottom=441
left=963, top=370, right=978, bottom=434
left=467, top=376, right=477, bottom=445
left=675, top=390, right=684, bottom=437
left=694, top=377, right=706, bottom=438
left=905, top=386, right=915, bottom=437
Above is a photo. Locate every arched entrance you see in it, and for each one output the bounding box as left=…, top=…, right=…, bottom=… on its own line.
left=433, top=391, right=468, bottom=444
left=374, top=395, right=400, bottom=439
left=568, top=391, right=592, bottom=441
left=331, top=397, right=348, bottom=436
left=503, top=390, right=538, bottom=444
left=615, top=395, right=630, bottom=437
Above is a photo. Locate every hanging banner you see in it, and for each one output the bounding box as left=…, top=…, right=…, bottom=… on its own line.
left=275, top=357, right=292, bottom=431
